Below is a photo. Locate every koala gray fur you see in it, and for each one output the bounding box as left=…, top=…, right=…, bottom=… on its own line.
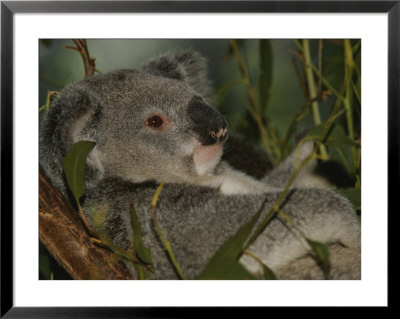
left=40, top=49, right=361, bottom=280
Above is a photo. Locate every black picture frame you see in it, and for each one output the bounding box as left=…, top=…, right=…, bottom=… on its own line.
left=1, top=1, right=396, bottom=317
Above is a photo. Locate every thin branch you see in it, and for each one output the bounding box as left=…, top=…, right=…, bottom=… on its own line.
left=301, top=39, right=328, bottom=158
left=291, top=55, right=308, bottom=99
left=317, top=39, right=324, bottom=92
left=65, top=39, right=96, bottom=78
left=150, top=183, right=186, bottom=280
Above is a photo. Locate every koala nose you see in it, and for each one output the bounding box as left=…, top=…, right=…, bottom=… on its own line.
left=187, top=97, right=228, bottom=146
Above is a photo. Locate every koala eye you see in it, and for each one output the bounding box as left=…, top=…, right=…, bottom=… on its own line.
left=147, top=115, right=163, bottom=127
left=146, top=115, right=164, bottom=128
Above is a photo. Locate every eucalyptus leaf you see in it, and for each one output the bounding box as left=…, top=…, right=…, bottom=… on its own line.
left=258, top=40, right=273, bottom=110
left=136, top=264, right=147, bottom=280
left=262, top=263, right=277, bottom=280
left=334, top=188, right=361, bottom=211
left=62, top=141, right=95, bottom=202
left=306, top=239, right=330, bottom=276
left=130, top=205, right=153, bottom=265
left=196, top=259, right=256, bottom=280
left=196, top=209, right=262, bottom=280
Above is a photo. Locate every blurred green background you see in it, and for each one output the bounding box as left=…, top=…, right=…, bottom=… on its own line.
left=39, top=39, right=361, bottom=279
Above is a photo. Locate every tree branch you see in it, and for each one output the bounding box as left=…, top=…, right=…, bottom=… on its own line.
left=39, top=170, right=134, bottom=280
left=66, top=39, right=96, bottom=78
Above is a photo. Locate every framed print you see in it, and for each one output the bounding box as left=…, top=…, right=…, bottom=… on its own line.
left=1, top=0, right=396, bottom=316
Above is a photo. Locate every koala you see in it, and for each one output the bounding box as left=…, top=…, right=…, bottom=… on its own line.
left=40, top=50, right=361, bottom=280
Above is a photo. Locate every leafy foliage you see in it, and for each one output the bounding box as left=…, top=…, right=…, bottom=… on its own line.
left=201, top=39, right=361, bottom=280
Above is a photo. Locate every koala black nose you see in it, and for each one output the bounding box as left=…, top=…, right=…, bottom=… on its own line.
left=187, top=97, right=228, bottom=146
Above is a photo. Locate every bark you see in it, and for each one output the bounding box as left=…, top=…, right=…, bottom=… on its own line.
left=39, top=170, right=134, bottom=280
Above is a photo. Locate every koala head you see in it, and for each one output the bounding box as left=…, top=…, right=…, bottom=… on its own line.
left=41, top=50, right=228, bottom=192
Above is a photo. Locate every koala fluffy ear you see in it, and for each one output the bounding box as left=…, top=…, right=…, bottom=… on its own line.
left=40, top=84, right=105, bottom=195
left=65, top=89, right=105, bottom=190
left=142, top=50, right=213, bottom=103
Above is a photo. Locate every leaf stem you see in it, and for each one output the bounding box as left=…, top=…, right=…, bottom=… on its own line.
left=291, top=56, right=308, bottom=98
left=317, top=39, right=323, bottom=92
left=150, top=183, right=186, bottom=280
left=242, top=250, right=277, bottom=280
left=302, top=39, right=328, bottom=158
left=343, top=39, right=357, bottom=166
left=39, top=90, right=58, bottom=112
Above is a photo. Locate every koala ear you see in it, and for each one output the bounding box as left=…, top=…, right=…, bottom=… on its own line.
left=142, top=50, right=213, bottom=103
left=64, top=90, right=105, bottom=190
left=42, top=84, right=105, bottom=192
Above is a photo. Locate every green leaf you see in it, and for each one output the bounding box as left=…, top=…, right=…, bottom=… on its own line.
left=258, top=40, right=273, bottom=110
left=243, top=251, right=277, bottom=279
left=262, top=263, right=277, bottom=280
left=306, top=239, right=330, bottom=276
left=334, top=187, right=361, bottom=211
left=355, top=77, right=361, bottom=101
left=196, top=210, right=262, bottom=280
left=130, top=205, right=153, bottom=265
left=62, top=141, right=95, bottom=202
left=197, top=259, right=256, bottom=280
left=136, top=264, right=147, bottom=280
left=305, top=123, right=357, bottom=147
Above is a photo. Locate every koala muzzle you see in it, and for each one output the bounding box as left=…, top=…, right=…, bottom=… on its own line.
left=188, top=97, right=228, bottom=146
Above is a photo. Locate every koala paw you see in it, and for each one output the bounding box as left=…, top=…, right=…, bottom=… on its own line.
left=218, top=166, right=279, bottom=195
